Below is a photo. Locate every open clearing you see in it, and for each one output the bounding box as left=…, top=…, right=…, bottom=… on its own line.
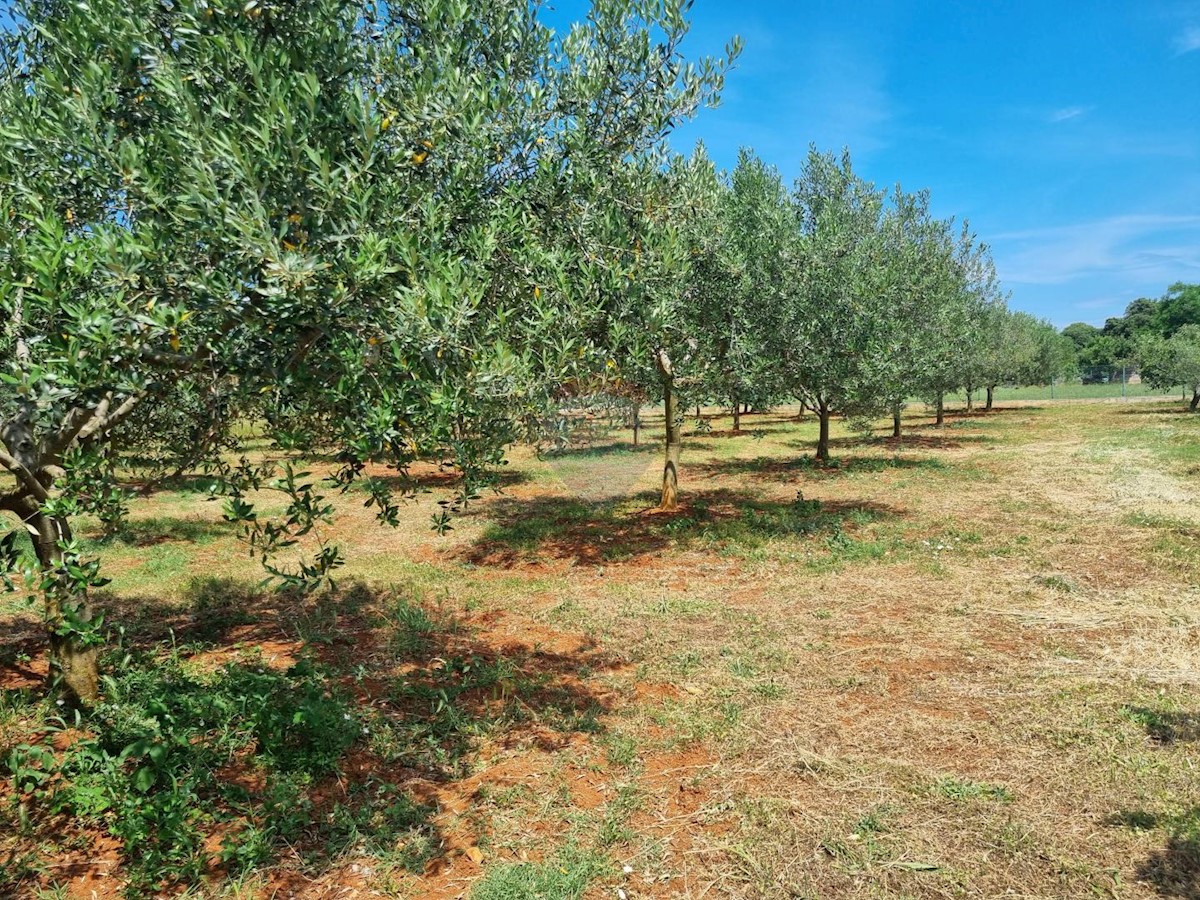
left=4, top=399, right=1200, bottom=899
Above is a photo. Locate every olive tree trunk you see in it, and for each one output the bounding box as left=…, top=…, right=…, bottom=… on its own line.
left=986, top=385, right=995, bottom=411
left=1191, top=391, right=1200, bottom=412
left=31, top=511, right=100, bottom=706
left=656, top=350, right=681, bottom=510
left=631, top=403, right=640, bottom=446
left=935, top=393, right=945, bottom=426
left=891, top=400, right=902, bottom=438
left=816, top=398, right=831, bottom=462
left=1, top=403, right=132, bottom=708
left=732, top=395, right=741, bottom=432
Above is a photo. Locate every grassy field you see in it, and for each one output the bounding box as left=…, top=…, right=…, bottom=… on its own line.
left=980, top=381, right=1182, bottom=402
left=4, top=397, right=1200, bottom=898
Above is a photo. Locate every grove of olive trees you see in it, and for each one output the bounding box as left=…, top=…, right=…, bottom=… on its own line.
left=0, top=0, right=1072, bottom=705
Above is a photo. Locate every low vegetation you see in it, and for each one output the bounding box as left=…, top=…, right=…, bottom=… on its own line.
left=4, top=399, right=1200, bottom=898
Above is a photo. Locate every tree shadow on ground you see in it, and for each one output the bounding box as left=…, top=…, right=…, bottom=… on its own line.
left=460, top=487, right=902, bottom=568
left=1118, top=405, right=1198, bottom=417
left=1123, top=706, right=1200, bottom=745
left=696, top=451, right=949, bottom=485
left=1109, top=808, right=1200, bottom=898
left=699, top=424, right=796, bottom=438
left=83, top=514, right=234, bottom=548
left=1139, top=833, right=1200, bottom=899
left=880, top=433, right=989, bottom=451
left=0, top=578, right=615, bottom=896
left=542, top=440, right=707, bottom=459
left=784, top=432, right=996, bottom=454
left=352, top=466, right=532, bottom=492
left=917, top=407, right=1044, bottom=420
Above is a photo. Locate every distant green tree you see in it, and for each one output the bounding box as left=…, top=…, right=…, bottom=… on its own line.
left=914, top=223, right=1001, bottom=425
left=1157, top=283, right=1200, bottom=335
left=1062, top=322, right=1101, bottom=352
left=873, top=187, right=960, bottom=436
left=1139, top=325, right=1200, bottom=411
left=977, top=311, right=1073, bottom=409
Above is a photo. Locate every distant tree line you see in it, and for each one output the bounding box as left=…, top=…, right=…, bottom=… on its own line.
left=1062, top=284, right=1200, bottom=392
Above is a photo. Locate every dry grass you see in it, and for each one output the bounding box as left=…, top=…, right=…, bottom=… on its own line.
left=5, top=398, right=1200, bottom=898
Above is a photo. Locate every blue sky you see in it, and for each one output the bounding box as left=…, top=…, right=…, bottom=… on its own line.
left=554, top=1, right=1200, bottom=327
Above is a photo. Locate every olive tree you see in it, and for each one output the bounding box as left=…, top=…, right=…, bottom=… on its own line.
left=585, top=148, right=728, bottom=510
left=0, top=0, right=731, bottom=704
left=780, top=148, right=890, bottom=460
left=977, top=311, right=1074, bottom=409
left=694, top=149, right=792, bottom=431
left=871, top=187, right=961, bottom=437
left=1139, top=324, right=1200, bottom=411
left=913, top=222, right=1000, bottom=425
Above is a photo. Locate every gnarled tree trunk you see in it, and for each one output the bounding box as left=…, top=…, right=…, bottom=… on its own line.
left=1, top=398, right=137, bottom=708
left=1191, top=391, right=1199, bottom=412
left=986, top=385, right=995, bottom=411
left=32, top=511, right=99, bottom=706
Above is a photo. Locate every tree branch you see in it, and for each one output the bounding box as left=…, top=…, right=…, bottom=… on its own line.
left=77, top=392, right=141, bottom=444
left=6, top=286, right=31, bottom=366
left=0, top=488, right=29, bottom=515
left=0, top=446, right=49, bottom=503
left=49, top=396, right=109, bottom=457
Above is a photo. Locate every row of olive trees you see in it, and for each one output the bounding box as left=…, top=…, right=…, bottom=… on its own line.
left=588, top=146, right=1073, bottom=504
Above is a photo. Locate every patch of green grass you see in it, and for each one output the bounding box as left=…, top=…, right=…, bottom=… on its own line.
left=929, top=777, right=1014, bottom=803
left=983, top=382, right=1178, bottom=402
left=386, top=595, right=437, bottom=656
left=819, top=805, right=900, bottom=869
left=647, top=595, right=712, bottom=618
left=669, top=649, right=703, bottom=677
left=139, top=544, right=192, bottom=580
left=597, top=782, right=642, bottom=847
left=807, top=527, right=899, bottom=571
left=603, top=731, right=638, bottom=768
left=87, top=516, right=229, bottom=548
left=1119, top=704, right=1200, bottom=744
left=1124, top=511, right=1199, bottom=532
left=1034, top=574, right=1075, bottom=593
left=470, top=846, right=609, bottom=900
left=751, top=681, right=785, bottom=700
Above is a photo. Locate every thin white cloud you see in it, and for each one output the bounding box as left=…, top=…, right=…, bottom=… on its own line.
left=1049, top=106, right=1090, bottom=123
left=992, top=214, right=1200, bottom=286
left=788, top=39, right=894, bottom=157
left=1175, top=25, right=1200, bottom=54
